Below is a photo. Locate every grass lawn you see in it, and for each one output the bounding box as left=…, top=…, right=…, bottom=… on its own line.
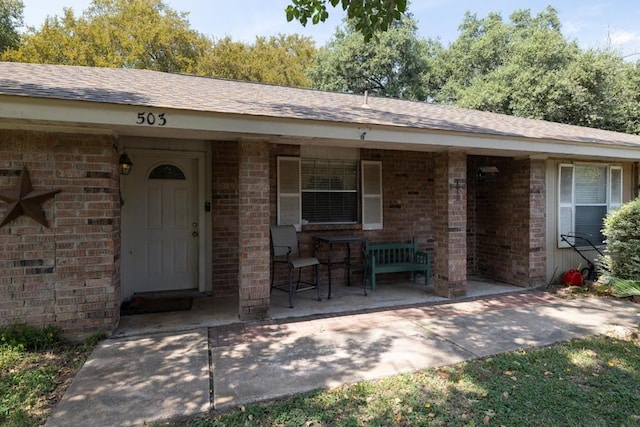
left=1, top=318, right=638, bottom=426
left=169, top=333, right=640, bottom=427
left=0, top=324, right=97, bottom=427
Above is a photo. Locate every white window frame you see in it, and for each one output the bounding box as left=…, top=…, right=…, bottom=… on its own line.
left=557, top=162, right=622, bottom=248
left=301, top=158, right=359, bottom=225
left=277, top=156, right=383, bottom=230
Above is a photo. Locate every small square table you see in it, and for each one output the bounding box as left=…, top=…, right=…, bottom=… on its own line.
left=314, top=235, right=368, bottom=299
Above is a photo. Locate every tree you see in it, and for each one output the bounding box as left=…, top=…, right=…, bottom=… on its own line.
left=285, top=0, right=407, bottom=41
left=308, top=14, right=435, bottom=100
left=430, top=6, right=633, bottom=132
left=2, top=0, right=210, bottom=73
left=612, top=61, right=640, bottom=134
left=0, top=0, right=23, bottom=53
left=195, top=34, right=317, bottom=87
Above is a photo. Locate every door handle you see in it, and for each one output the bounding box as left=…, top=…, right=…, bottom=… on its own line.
left=192, top=231, right=199, bottom=237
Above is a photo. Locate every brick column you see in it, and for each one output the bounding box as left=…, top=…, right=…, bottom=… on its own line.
left=528, top=158, right=546, bottom=286
left=434, top=152, right=467, bottom=297
left=237, top=141, right=270, bottom=320
left=634, top=162, right=640, bottom=198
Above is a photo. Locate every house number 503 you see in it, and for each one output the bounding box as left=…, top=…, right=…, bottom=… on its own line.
left=136, top=112, right=167, bottom=126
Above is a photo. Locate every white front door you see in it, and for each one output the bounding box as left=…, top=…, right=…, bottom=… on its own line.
left=121, top=151, right=201, bottom=297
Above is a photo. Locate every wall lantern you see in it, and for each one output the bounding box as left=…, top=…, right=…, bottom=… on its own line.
left=477, top=165, right=499, bottom=182
left=119, top=151, right=133, bottom=175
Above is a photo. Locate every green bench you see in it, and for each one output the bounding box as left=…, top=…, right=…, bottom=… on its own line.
left=365, top=238, right=431, bottom=290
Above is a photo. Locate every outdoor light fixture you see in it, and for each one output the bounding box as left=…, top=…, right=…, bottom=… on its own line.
left=119, top=151, right=133, bottom=175
left=477, top=165, right=499, bottom=182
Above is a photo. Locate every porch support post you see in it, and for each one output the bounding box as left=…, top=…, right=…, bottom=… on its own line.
left=528, top=158, right=547, bottom=286
left=237, top=140, right=271, bottom=320
left=434, top=151, right=467, bottom=297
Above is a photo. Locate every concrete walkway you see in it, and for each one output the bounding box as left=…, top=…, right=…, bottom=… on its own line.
left=46, top=292, right=640, bottom=426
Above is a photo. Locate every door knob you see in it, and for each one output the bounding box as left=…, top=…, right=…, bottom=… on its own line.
left=192, top=231, right=199, bottom=237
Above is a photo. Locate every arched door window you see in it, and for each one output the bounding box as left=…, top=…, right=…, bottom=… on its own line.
left=148, top=164, right=186, bottom=180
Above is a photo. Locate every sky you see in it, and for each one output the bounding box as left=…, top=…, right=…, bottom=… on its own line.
left=18, top=0, right=640, bottom=59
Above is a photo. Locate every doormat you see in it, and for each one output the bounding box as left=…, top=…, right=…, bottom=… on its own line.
left=121, top=296, right=193, bottom=316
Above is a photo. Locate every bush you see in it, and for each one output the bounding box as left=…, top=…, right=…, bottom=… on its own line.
left=604, top=277, right=640, bottom=298
left=602, top=196, right=640, bottom=280
left=0, top=323, right=64, bottom=351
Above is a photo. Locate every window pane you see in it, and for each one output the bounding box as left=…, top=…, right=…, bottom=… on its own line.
left=330, top=164, right=344, bottom=190
left=148, top=164, right=185, bottom=180
left=301, top=159, right=359, bottom=223
left=344, top=169, right=357, bottom=190
left=301, top=159, right=316, bottom=190
left=302, top=192, right=357, bottom=223
left=559, top=206, right=573, bottom=237
left=575, top=165, right=606, bottom=204
left=575, top=205, right=607, bottom=245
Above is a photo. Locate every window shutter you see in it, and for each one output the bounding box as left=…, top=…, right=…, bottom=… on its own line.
left=277, top=157, right=301, bottom=230
left=362, top=160, right=383, bottom=230
left=609, top=166, right=622, bottom=211
left=558, top=164, right=574, bottom=248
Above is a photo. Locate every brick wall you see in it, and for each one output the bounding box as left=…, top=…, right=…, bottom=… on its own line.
left=0, top=130, right=120, bottom=334
left=634, top=162, right=640, bottom=198
left=211, top=141, right=239, bottom=297
left=528, top=159, right=547, bottom=286
left=468, top=156, right=545, bottom=287
left=268, top=146, right=437, bottom=288
left=364, top=149, right=436, bottom=246
left=433, top=152, right=467, bottom=297
left=238, top=141, right=270, bottom=320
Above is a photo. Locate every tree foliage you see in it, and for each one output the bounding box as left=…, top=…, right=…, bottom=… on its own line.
left=309, top=14, right=435, bottom=100
left=0, top=0, right=23, bottom=53
left=195, top=34, right=317, bottom=87
left=2, top=0, right=317, bottom=87
left=285, top=0, right=407, bottom=41
left=429, top=6, right=636, bottom=133
left=2, top=0, right=210, bottom=72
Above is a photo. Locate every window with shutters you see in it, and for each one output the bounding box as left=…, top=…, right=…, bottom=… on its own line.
left=558, top=163, right=622, bottom=247
left=301, top=159, right=358, bottom=223
left=277, top=154, right=383, bottom=230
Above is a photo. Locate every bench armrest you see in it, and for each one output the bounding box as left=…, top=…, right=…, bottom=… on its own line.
left=415, top=250, right=430, bottom=263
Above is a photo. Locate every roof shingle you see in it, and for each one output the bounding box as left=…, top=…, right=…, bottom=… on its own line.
left=2, top=61, right=640, bottom=147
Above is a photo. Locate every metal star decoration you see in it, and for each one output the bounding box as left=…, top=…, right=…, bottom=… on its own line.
left=0, top=167, right=61, bottom=228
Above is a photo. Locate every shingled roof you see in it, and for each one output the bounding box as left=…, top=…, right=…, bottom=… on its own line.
left=2, top=61, right=640, bottom=148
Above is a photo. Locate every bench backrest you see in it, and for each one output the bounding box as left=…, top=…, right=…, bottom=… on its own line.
left=366, top=239, right=418, bottom=264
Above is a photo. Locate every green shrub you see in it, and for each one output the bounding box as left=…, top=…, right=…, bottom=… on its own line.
left=602, top=196, right=640, bottom=280
left=0, top=323, right=63, bottom=351
left=604, top=277, right=640, bottom=298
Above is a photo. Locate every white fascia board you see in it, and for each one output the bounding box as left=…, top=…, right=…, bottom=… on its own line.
left=2, top=96, right=640, bottom=160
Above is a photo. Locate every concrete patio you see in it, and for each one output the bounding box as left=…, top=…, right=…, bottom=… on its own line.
left=46, top=291, right=640, bottom=427
left=114, top=277, right=522, bottom=338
